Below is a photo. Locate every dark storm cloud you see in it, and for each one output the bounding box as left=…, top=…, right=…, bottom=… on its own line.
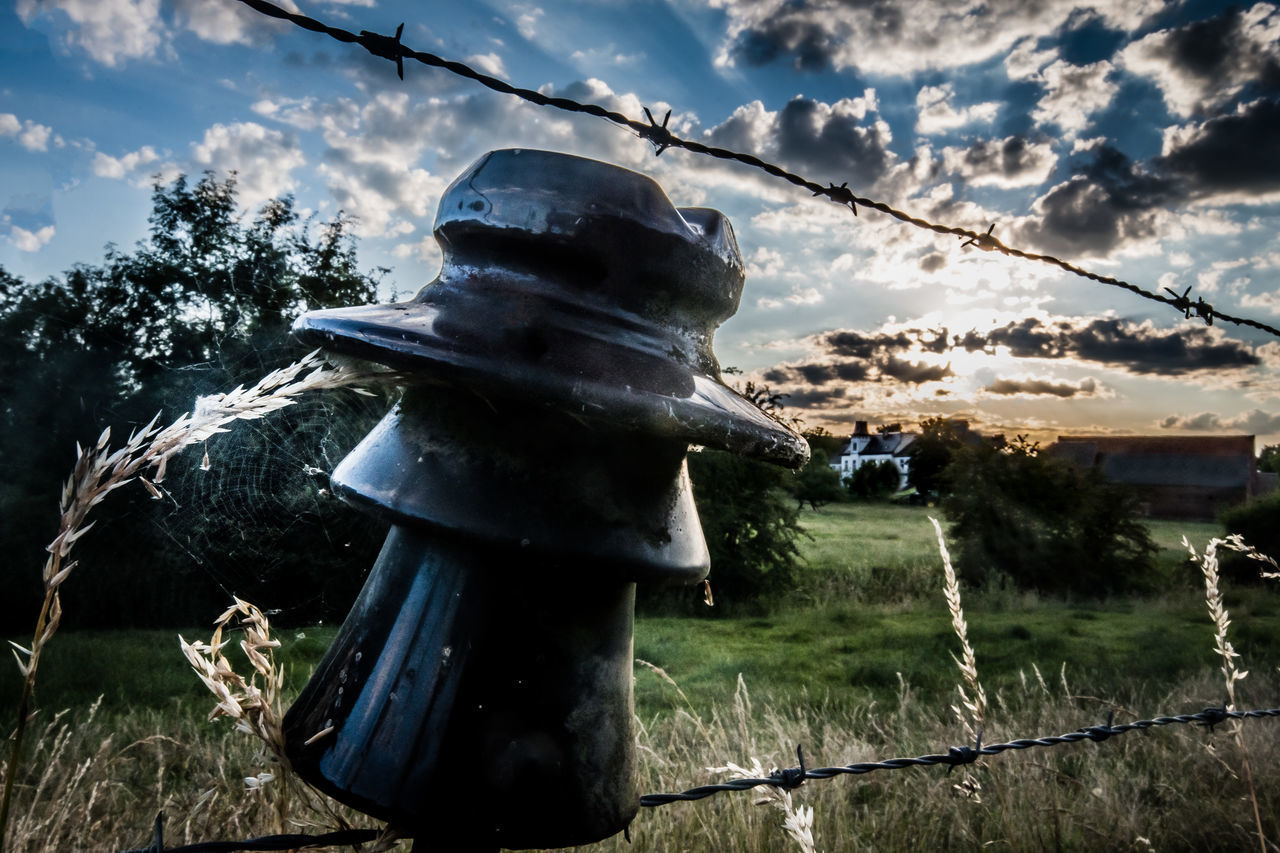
left=1160, top=409, right=1280, bottom=433
left=918, top=328, right=950, bottom=354
left=726, top=1, right=903, bottom=71
left=962, top=317, right=1261, bottom=374
left=983, top=377, right=1097, bottom=397
left=1017, top=145, right=1179, bottom=257
left=1161, top=6, right=1249, bottom=86
left=707, top=94, right=893, bottom=186
left=919, top=252, right=947, bottom=273
left=781, top=386, right=850, bottom=407
left=793, top=362, right=839, bottom=384
left=824, top=329, right=913, bottom=359
left=764, top=327, right=951, bottom=392
left=1140, top=5, right=1280, bottom=113
left=732, top=15, right=843, bottom=71
left=776, top=97, right=892, bottom=181
left=831, top=361, right=873, bottom=381
left=1158, top=97, right=1280, bottom=198
left=944, top=136, right=1057, bottom=187
left=879, top=357, right=953, bottom=383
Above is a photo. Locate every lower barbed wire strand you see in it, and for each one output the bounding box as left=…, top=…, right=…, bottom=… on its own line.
left=639, top=706, right=1280, bottom=807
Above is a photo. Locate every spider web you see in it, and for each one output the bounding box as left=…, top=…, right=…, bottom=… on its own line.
left=151, top=383, right=393, bottom=624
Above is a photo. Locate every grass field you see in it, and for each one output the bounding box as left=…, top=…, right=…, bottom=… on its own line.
left=0, top=505, right=1263, bottom=720
left=4, top=504, right=1278, bottom=851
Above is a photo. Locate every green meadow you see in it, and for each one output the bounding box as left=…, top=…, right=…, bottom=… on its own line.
left=5, top=503, right=1279, bottom=851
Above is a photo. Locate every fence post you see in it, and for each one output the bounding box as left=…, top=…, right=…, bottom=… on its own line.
left=280, top=149, right=808, bottom=848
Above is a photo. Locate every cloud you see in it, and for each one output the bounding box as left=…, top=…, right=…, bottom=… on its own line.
left=93, top=124, right=303, bottom=210
left=513, top=5, right=544, bottom=41
left=915, top=84, right=1000, bottom=135
left=1014, top=145, right=1176, bottom=257
left=959, top=316, right=1261, bottom=375
left=763, top=326, right=953, bottom=390
left=256, top=78, right=670, bottom=239
left=464, top=52, right=508, bottom=77
left=1120, top=4, right=1280, bottom=118
left=1160, top=409, right=1280, bottom=435
left=711, top=0, right=1161, bottom=76
left=190, top=123, right=306, bottom=210
left=92, top=145, right=162, bottom=180
left=1157, top=97, right=1280, bottom=204
left=16, top=0, right=165, bottom=67
left=6, top=224, right=55, bottom=252
left=1031, top=59, right=1118, bottom=134
left=941, top=136, right=1057, bottom=189
left=705, top=92, right=892, bottom=188
left=1242, top=291, right=1280, bottom=315
left=171, top=0, right=282, bottom=46
left=0, top=114, right=60, bottom=152
left=982, top=376, right=1099, bottom=397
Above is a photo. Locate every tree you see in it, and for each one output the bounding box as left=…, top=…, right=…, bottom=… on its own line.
left=907, top=417, right=966, bottom=497
left=846, top=459, right=901, bottom=500
left=682, top=447, right=802, bottom=613
left=942, top=436, right=1157, bottom=595
left=1219, top=491, right=1280, bottom=583
left=802, top=426, right=846, bottom=463
left=640, top=383, right=806, bottom=615
left=1259, top=444, right=1280, bottom=474
left=793, top=442, right=845, bottom=510
left=0, top=172, right=387, bottom=631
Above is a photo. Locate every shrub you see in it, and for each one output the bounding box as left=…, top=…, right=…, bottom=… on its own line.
left=846, top=459, right=901, bottom=500
left=793, top=448, right=846, bottom=510
left=942, top=437, right=1158, bottom=595
left=1219, top=490, right=1280, bottom=583
left=640, top=447, right=801, bottom=615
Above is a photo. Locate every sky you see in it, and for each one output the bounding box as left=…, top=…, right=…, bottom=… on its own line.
left=3, top=0, right=1280, bottom=448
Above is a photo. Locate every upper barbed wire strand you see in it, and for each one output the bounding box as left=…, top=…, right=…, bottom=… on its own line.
left=230, top=0, right=1280, bottom=340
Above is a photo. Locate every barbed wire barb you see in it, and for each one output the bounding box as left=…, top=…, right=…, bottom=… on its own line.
left=232, top=0, right=1280, bottom=341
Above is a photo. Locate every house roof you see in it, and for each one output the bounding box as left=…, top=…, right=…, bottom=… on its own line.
left=853, top=433, right=917, bottom=457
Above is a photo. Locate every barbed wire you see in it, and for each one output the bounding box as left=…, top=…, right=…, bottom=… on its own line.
left=119, top=704, right=1279, bottom=851
left=233, top=0, right=1280, bottom=341
left=640, top=704, right=1280, bottom=806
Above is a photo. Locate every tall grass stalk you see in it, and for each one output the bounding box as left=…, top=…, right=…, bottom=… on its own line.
left=929, top=517, right=986, bottom=738
left=1185, top=536, right=1267, bottom=853
left=1, top=351, right=386, bottom=852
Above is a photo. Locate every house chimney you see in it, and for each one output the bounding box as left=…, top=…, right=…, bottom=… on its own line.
left=854, top=420, right=869, bottom=436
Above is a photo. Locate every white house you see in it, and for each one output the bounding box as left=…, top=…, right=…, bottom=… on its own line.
left=831, top=421, right=917, bottom=490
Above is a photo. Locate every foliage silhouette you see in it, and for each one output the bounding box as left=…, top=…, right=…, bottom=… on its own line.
left=941, top=437, right=1158, bottom=595
left=846, top=459, right=901, bottom=501
left=0, top=173, right=387, bottom=631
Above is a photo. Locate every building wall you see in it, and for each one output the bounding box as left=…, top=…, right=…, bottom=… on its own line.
left=1052, top=435, right=1257, bottom=521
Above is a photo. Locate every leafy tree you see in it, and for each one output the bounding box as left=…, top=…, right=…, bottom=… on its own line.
left=907, top=417, right=966, bottom=497
left=802, top=426, right=846, bottom=463
left=683, top=447, right=801, bottom=613
left=641, top=383, right=805, bottom=615
left=942, top=436, right=1157, bottom=595
left=1219, top=491, right=1280, bottom=584
left=1259, top=444, right=1280, bottom=474
left=793, top=443, right=845, bottom=510
left=847, top=459, right=901, bottom=500
left=0, top=172, right=387, bottom=631
left=876, top=422, right=902, bottom=434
